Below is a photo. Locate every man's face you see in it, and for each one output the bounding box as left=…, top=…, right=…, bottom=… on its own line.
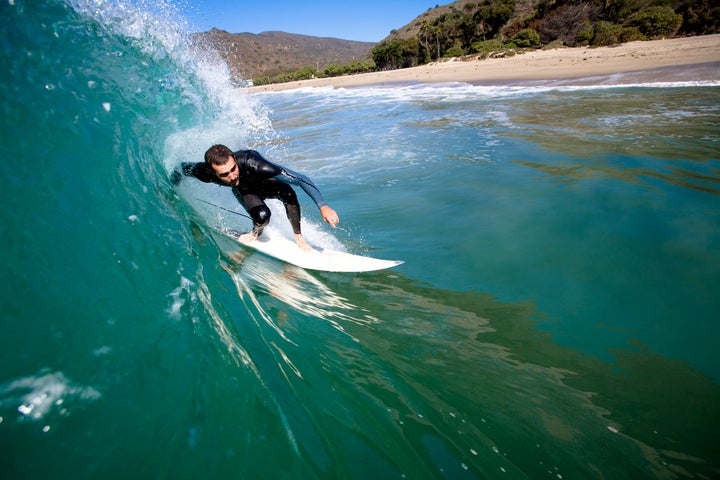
left=210, top=155, right=239, bottom=186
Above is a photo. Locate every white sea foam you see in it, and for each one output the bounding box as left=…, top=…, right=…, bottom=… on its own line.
left=167, top=276, right=196, bottom=320
left=0, top=371, right=100, bottom=422
left=255, top=75, right=720, bottom=103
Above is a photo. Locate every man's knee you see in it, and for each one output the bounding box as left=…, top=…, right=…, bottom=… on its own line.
left=249, top=205, right=271, bottom=227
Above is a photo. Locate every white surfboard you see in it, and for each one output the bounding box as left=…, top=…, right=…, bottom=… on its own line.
left=224, top=230, right=403, bottom=273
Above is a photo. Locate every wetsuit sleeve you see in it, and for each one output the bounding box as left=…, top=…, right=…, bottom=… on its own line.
left=171, top=162, right=215, bottom=185
left=274, top=166, right=327, bottom=208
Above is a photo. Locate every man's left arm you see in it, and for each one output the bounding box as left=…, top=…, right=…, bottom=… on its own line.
left=276, top=166, right=339, bottom=227
left=276, top=166, right=326, bottom=207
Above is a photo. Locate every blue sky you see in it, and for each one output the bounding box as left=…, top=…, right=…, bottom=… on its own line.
left=180, top=0, right=442, bottom=42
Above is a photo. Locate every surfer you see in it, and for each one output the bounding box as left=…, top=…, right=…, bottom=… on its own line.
left=172, top=144, right=339, bottom=252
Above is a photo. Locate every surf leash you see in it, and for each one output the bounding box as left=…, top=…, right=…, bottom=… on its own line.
left=196, top=197, right=352, bottom=236
left=196, top=198, right=252, bottom=220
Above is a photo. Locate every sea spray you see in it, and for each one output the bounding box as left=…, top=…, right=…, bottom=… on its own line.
left=67, top=0, right=272, bottom=136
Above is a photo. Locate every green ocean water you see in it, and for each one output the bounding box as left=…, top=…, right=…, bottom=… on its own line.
left=1, top=1, right=719, bottom=478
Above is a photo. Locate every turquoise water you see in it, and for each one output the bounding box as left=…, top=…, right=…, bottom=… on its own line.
left=2, top=1, right=719, bottom=478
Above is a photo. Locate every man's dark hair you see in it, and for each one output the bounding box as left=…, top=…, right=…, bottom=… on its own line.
left=204, top=144, right=234, bottom=166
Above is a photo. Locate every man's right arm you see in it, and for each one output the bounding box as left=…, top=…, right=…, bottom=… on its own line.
left=171, top=162, right=214, bottom=185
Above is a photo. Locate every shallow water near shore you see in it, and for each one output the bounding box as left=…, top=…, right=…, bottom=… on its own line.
left=1, top=1, right=719, bottom=479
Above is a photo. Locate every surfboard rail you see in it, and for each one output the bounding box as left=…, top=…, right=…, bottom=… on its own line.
left=223, top=230, right=403, bottom=273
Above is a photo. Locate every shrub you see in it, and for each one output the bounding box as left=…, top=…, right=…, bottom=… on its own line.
left=323, top=64, right=346, bottom=77
left=537, top=3, right=602, bottom=46
left=629, top=6, right=683, bottom=38
left=253, top=76, right=272, bottom=86
left=542, top=39, right=564, bottom=50
left=320, top=60, right=376, bottom=78
left=291, top=67, right=317, bottom=81
left=575, top=21, right=595, bottom=45
left=618, top=26, right=646, bottom=42
left=469, top=39, right=504, bottom=53
left=676, top=0, right=720, bottom=36
left=510, top=28, right=541, bottom=47
left=592, top=21, right=624, bottom=46
left=348, top=60, right=375, bottom=74
left=444, top=45, right=466, bottom=57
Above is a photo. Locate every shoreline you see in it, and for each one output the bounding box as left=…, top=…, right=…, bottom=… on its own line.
left=249, top=34, right=720, bottom=92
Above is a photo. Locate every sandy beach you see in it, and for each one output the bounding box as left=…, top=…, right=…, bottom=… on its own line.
left=250, top=34, right=720, bottom=92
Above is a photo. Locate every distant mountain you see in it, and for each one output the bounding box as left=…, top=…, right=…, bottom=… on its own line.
left=195, top=29, right=375, bottom=81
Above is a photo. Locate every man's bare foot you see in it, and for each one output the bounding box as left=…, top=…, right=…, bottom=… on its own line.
left=294, top=234, right=313, bottom=252
left=238, top=232, right=258, bottom=244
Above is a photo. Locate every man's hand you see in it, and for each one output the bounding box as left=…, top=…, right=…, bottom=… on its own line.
left=320, top=205, right=339, bottom=228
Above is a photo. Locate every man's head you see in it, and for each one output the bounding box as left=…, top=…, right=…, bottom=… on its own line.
left=204, top=144, right=239, bottom=186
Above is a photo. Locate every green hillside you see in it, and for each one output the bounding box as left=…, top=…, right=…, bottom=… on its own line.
left=373, top=0, right=719, bottom=69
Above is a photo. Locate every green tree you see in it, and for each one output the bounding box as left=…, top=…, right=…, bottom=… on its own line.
left=420, top=19, right=433, bottom=62
left=605, top=0, right=652, bottom=23
left=676, top=0, right=720, bottom=36
left=629, top=6, right=683, bottom=38
left=428, top=24, right=444, bottom=60
left=371, top=42, right=402, bottom=69
left=473, top=0, right=515, bottom=40
left=371, top=38, right=420, bottom=69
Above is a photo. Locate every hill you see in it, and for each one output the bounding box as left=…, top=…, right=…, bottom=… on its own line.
left=197, top=0, right=719, bottom=84
left=195, top=29, right=375, bottom=82
left=372, top=0, right=719, bottom=69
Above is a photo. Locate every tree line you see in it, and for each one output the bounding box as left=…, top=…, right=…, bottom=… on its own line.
left=373, top=0, right=718, bottom=69
left=252, top=60, right=376, bottom=86
left=253, top=0, right=719, bottom=85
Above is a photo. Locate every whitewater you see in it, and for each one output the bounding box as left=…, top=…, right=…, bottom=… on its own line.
left=1, top=1, right=719, bottom=479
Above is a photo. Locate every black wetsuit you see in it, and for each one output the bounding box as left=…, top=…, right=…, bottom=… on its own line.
left=173, top=150, right=326, bottom=236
